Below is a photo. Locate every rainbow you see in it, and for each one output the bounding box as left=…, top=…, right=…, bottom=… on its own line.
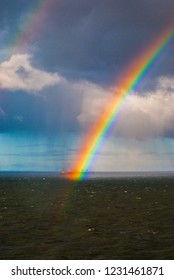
left=7, top=0, right=57, bottom=53
left=68, top=23, right=174, bottom=180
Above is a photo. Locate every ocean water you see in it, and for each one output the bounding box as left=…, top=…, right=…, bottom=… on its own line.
left=0, top=172, right=174, bottom=259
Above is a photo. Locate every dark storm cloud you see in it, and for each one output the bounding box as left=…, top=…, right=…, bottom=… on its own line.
left=33, top=0, right=174, bottom=84
left=1, top=0, right=173, bottom=83
left=0, top=0, right=30, bottom=20
left=0, top=0, right=36, bottom=30
left=0, top=0, right=40, bottom=52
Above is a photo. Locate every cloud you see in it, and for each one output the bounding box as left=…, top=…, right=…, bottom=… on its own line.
left=157, top=76, right=174, bottom=91
left=77, top=76, right=174, bottom=138
left=0, top=51, right=174, bottom=139
left=34, top=0, right=174, bottom=84
left=92, top=137, right=174, bottom=172
left=0, top=53, right=62, bottom=92
left=116, top=91, right=174, bottom=138
left=0, top=66, right=106, bottom=132
left=0, top=1, right=174, bottom=86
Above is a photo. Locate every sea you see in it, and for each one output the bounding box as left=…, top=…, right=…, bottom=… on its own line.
left=0, top=171, right=174, bottom=260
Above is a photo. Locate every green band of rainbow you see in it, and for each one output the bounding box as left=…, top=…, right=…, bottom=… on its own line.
left=68, top=23, right=174, bottom=180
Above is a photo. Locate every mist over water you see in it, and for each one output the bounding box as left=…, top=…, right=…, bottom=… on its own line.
left=0, top=171, right=173, bottom=179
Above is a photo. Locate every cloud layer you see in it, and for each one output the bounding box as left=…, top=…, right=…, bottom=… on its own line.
left=77, top=77, right=174, bottom=138
left=0, top=54, right=62, bottom=92
left=0, top=52, right=174, bottom=141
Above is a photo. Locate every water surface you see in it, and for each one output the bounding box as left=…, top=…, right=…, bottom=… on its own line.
left=0, top=172, right=174, bottom=259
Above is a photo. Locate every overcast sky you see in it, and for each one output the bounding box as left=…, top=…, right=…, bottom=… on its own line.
left=0, top=0, right=174, bottom=172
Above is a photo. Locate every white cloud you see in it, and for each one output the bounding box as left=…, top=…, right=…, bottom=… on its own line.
left=116, top=91, right=174, bottom=138
left=157, top=76, right=174, bottom=90
left=0, top=53, right=63, bottom=92
left=76, top=81, right=110, bottom=127
left=77, top=76, right=174, bottom=138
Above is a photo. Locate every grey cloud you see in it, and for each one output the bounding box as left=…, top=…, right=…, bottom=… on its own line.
left=1, top=0, right=174, bottom=84
left=0, top=70, right=98, bottom=133
left=33, top=0, right=174, bottom=84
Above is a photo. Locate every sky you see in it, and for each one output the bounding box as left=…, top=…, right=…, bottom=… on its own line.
left=0, top=0, right=174, bottom=172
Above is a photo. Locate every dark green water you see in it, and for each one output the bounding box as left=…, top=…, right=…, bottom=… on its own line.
left=0, top=175, right=174, bottom=259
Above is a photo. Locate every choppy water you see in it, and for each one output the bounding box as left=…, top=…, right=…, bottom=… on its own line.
left=0, top=173, right=174, bottom=259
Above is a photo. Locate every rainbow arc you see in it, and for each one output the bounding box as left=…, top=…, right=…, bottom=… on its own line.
left=68, top=23, right=174, bottom=180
